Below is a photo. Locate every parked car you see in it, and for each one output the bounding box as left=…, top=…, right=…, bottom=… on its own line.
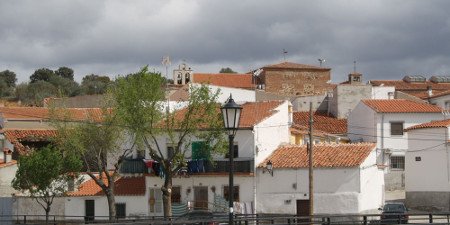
left=174, top=210, right=227, bottom=225
left=378, top=202, right=409, bottom=224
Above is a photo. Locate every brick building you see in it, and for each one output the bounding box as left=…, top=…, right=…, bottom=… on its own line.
left=255, top=61, right=333, bottom=96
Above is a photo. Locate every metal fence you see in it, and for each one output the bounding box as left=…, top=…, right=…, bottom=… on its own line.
left=3, top=212, right=450, bottom=224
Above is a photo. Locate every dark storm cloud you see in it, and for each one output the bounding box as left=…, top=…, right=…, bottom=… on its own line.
left=1, top=0, right=450, bottom=82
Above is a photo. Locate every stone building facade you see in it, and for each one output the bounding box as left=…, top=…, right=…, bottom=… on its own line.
left=256, top=62, right=333, bottom=96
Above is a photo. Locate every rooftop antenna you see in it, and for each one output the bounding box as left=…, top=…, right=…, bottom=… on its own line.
left=283, top=49, right=288, bottom=61
left=353, top=60, right=357, bottom=73
left=318, top=58, right=325, bottom=67
left=162, top=55, right=171, bottom=80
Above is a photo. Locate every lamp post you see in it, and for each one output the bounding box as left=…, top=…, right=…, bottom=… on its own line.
left=221, top=94, right=242, bottom=225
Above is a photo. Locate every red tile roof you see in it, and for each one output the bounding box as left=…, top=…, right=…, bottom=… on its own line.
left=370, top=80, right=450, bottom=91
left=293, top=112, right=347, bottom=134
left=427, top=90, right=450, bottom=99
left=2, top=129, right=58, bottom=155
left=362, top=99, right=443, bottom=113
left=0, top=107, right=106, bottom=122
left=67, top=176, right=146, bottom=197
left=262, top=61, right=330, bottom=70
left=171, top=101, right=284, bottom=129
left=193, top=73, right=254, bottom=89
left=405, top=119, right=450, bottom=131
left=290, top=124, right=327, bottom=137
left=259, top=143, right=375, bottom=169
left=239, top=101, right=284, bottom=128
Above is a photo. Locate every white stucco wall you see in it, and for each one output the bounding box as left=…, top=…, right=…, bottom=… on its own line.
left=359, top=150, right=385, bottom=212
left=255, top=167, right=362, bottom=214
left=372, top=86, right=395, bottom=99
left=254, top=101, right=290, bottom=165
left=429, top=95, right=450, bottom=110
left=0, top=164, right=17, bottom=196
left=348, top=103, right=376, bottom=143
left=375, top=113, right=444, bottom=154
left=406, top=127, right=450, bottom=192
left=348, top=102, right=444, bottom=153
left=13, top=197, right=66, bottom=220
left=191, top=83, right=256, bottom=103
left=65, top=195, right=148, bottom=220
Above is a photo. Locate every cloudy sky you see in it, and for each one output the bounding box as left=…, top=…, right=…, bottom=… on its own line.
left=1, top=0, right=450, bottom=83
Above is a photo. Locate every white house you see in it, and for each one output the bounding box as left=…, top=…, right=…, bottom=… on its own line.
left=404, top=119, right=450, bottom=211
left=426, top=90, right=450, bottom=110
left=0, top=149, right=17, bottom=197
left=65, top=100, right=292, bottom=219
left=256, top=143, right=384, bottom=215
left=348, top=99, right=444, bottom=190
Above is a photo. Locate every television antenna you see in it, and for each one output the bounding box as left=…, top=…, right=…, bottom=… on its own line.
left=283, top=49, right=288, bottom=61
left=318, top=58, right=326, bottom=67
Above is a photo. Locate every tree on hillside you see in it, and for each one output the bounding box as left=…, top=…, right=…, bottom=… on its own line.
left=30, top=68, right=55, bottom=83
left=15, top=81, right=58, bottom=106
left=53, top=103, right=126, bottom=221
left=81, top=74, right=112, bottom=95
left=55, top=67, right=74, bottom=80
left=113, top=66, right=225, bottom=217
left=0, top=78, right=14, bottom=98
left=0, top=70, right=17, bottom=87
left=12, top=146, right=82, bottom=224
left=219, top=67, right=237, bottom=73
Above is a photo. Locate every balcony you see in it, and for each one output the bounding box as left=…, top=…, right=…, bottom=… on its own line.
left=119, top=158, right=254, bottom=175
left=189, top=158, right=254, bottom=174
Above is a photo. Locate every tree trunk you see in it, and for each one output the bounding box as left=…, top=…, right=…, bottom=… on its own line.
left=162, top=165, right=173, bottom=218
left=105, top=188, right=116, bottom=221
left=45, top=207, right=50, bottom=225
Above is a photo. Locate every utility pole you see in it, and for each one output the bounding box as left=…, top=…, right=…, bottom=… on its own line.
left=308, top=102, right=314, bottom=224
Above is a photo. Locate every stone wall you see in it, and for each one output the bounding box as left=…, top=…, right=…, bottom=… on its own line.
left=262, top=69, right=331, bottom=96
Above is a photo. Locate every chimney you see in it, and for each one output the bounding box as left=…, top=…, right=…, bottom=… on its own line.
left=427, top=86, right=433, bottom=97
left=3, top=148, right=12, bottom=163
left=348, top=72, right=362, bottom=85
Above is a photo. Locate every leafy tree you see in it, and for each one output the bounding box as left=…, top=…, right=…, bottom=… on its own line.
left=30, top=68, right=55, bottom=83
left=53, top=102, right=126, bottom=221
left=12, top=146, right=82, bottom=224
left=113, top=66, right=225, bottom=217
left=48, top=75, right=81, bottom=97
left=15, top=81, right=58, bottom=106
left=0, top=70, right=17, bottom=87
left=0, top=78, right=14, bottom=98
left=55, top=67, right=74, bottom=81
left=81, top=74, right=112, bottom=95
left=219, top=67, right=237, bottom=73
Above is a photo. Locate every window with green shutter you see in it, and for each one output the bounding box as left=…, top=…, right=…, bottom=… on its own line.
left=191, top=141, right=210, bottom=160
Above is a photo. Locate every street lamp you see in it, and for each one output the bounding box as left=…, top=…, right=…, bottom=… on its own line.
left=221, top=94, right=242, bottom=225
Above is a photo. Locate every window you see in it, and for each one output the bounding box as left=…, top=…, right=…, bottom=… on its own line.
left=223, top=186, right=240, bottom=202
left=171, top=186, right=181, bottom=203
left=225, top=143, right=239, bottom=158
left=115, top=203, right=126, bottom=219
left=192, top=141, right=210, bottom=160
left=391, top=156, right=405, bottom=170
left=390, top=122, right=404, bottom=136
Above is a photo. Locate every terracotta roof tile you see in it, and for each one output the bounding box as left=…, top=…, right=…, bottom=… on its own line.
left=362, top=99, right=443, bottom=113
left=1, top=129, right=58, bottom=155
left=67, top=176, right=146, bottom=197
left=405, top=119, right=450, bottom=131
left=290, top=124, right=327, bottom=137
left=171, top=101, right=284, bottom=129
left=370, top=80, right=450, bottom=91
left=262, top=61, right=330, bottom=70
left=0, top=107, right=106, bottom=122
left=259, top=143, right=375, bottom=169
left=293, top=112, right=347, bottom=134
left=239, top=101, right=284, bottom=128
left=427, top=90, right=450, bottom=99
left=193, top=73, right=254, bottom=89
